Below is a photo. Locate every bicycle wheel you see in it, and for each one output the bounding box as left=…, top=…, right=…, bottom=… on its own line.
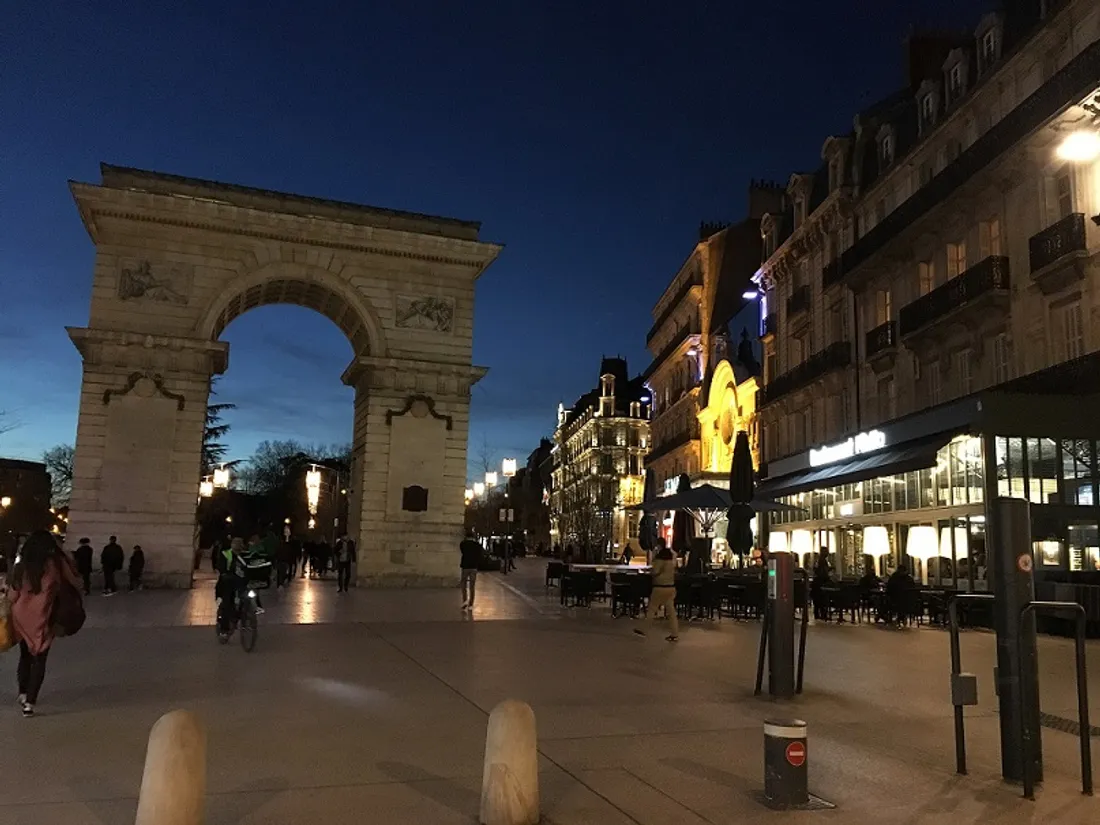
left=239, top=602, right=258, bottom=653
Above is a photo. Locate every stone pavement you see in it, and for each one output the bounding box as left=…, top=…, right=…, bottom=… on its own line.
left=2, top=559, right=1099, bottom=824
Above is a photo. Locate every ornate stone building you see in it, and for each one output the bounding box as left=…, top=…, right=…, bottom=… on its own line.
left=66, top=165, right=501, bottom=587
left=549, top=358, right=649, bottom=556
left=757, top=2, right=1100, bottom=584
left=643, top=185, right=780, bottom=493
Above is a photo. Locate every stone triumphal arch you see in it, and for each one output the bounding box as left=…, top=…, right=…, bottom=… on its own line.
left=67, top=165, right=500, bottom=587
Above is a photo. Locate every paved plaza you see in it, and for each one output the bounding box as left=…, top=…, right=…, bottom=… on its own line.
left=3, top=559, right=1100, bottom=824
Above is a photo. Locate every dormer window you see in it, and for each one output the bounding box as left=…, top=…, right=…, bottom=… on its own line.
left=921, top=94, right=935, bottom=123
left=794, top=198, right=805, bottom=229
left=948, top=63, right=963, bottom=101
left=881, top=133, right=894, bottom=166
left=976, top=14, right=1003, bottom=76
left=828, top=157, right=840, bottom=191
left=917, top=81, right=940, bottom=136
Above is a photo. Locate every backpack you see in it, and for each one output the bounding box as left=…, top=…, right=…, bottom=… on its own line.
left=52, top=575, right=87, bottom=638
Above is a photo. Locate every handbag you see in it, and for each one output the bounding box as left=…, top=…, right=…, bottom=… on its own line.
left=52, top=577, right=86, bottom=638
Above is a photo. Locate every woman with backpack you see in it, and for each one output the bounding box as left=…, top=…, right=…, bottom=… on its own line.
left=9, top=530, right=83, bottom=717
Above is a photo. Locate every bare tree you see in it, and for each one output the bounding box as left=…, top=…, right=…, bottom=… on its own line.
left=553, top=461, right=618, bottom=562
left=42, top=444, right=75, bottom=507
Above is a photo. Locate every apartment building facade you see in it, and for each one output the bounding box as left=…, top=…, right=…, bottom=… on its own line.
left=550, top=358, right=650, bottom=556
left=756, top=0, right=1100, bottom=587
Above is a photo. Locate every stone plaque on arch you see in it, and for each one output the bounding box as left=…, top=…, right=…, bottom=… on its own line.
left=99, top=379, right=180, bottom=512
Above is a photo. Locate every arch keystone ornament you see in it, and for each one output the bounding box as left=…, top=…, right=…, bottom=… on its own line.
left=67, top=164, right=501, bottom=587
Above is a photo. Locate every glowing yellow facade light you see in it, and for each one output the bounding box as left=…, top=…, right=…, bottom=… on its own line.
left=789, top=529, right=813, bottom=564
left=0, top=496, right=11, bottom=508
left=464, top=488, right=474, bottom=503
left=1056, top=130, right=1100, bottom=163
left=284, top=517, right=291, bottom=525
left=905, top=525, right=939, bottom=585
left=305, top=467, right=322, bottom=515
left=308, top=517, right=316, bottom=530
left=212, top=466, right=230, bottom=489
left=502, top=458, right=517, bottom=478
left=199, top=480, right=214, bottom=498
left=768, top=531, right=789, bottom=555
left=473, top=482, right=485, bottom=497
left=485, top=471, right=498, bottom=487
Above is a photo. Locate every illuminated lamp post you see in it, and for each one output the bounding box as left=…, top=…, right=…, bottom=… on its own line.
left=305, top=465, right=322, bottom=525
left=212, top=465, right=231, bottom=489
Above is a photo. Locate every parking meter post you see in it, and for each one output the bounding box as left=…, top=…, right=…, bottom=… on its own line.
left=796, top=570, right=808, bottom=695
left=989, top=496, right=1041, bottom=785
left=948, top=598, right=966, bottom=775
left=767, top=552, right=795, bottom=699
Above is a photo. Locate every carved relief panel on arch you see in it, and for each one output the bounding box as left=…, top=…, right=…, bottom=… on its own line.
left=117, top=259, right=193, bottom=305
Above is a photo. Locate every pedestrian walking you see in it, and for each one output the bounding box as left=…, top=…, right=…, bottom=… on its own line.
left=633, top=540, right=679, bottom=642
left=73, top=537, right=93, bottom=595
left=10, top=530, right=83, bottom=716
left=128, top=545, right=145, bottom=590
left=335, top=533, right=356, bottom=592
left=459, top=529, right=481, bottom=611
left=100, top=535, right=124, bottom=596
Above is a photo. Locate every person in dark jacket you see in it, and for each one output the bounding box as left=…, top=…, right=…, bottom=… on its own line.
left=459, top=530, right=481, bottom=611
left=885, top=564, right=916, bottom=626
left=101, top=536, right=124, bottom=596
left=73, top=537, right=94, bottom=595
left=128, top=545, right=145, bottom=590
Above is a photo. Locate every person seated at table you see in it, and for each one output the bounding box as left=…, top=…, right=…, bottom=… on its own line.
left=811, top=547, right=834, bottom=621
left=885, top=564, right=916, bottom=625
left=858, top=566, right=880, bottom=592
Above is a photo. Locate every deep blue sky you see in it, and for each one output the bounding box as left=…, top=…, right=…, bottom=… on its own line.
left=1, top=1, right=985, bottom=479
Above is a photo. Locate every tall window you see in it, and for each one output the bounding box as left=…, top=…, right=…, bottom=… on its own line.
left=918, top=260, right=936, bottom=295
left=881, top=134, right=893, bottom=165
left=875, top=289, right=892, bottom=326
left=993, top=333, right=1014, bottom=384
left=953, top=349, right=973, bottom=395
left=980, top=217, right=1002, bottom=258
left=929, top=361, right=943, bottom=406
left=981, top=29, right=998, bottom=67
left=1056, top=301, right=1085, bottom=362
left=1055, top=167, right=1074, bottom=219
left=947, top=241, right=967, bottom=279
left=921, top=94, right=935, bottom=124
left=948, top=63, right=963, bottom=101
left=878, top=376, right=896, bottom=422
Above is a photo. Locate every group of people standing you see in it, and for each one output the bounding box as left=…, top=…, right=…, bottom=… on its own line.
left=71, top=535, right=145, bottom=595
left=209, top=531, right=357, bottom=592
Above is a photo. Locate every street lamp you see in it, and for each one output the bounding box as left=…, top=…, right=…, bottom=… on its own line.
left=1056, top=129, right=1100, bottom=163
left=502, top=458, right=517, bottom=478
left=485, top=471, right=498, bottom=487
left=199, top=479, right=214, bottom=499
left=305, top=466, right=322, bottom=515
left=212, top=465, right=231, bottom=489
left=473, top=482, right=486, bottom=497
left=0, top=496, right=10, bottom=509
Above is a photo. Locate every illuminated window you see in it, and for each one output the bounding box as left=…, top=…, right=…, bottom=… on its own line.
left=946, top=241, right=967, bottom=279
left=1054, top=167, right=1074, bottom=219
left=980, top=217, right=1002, bottom=258
left=918, top=260, right=935, bottom=295
left=981, top=29, right=998, bottom=68
left=947, top=63, right=963, bottom=101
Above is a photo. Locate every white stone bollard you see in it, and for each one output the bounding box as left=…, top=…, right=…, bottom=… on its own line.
left=480, top=699, right=539, bottom=825
left=135, top=710, right=207, bottom=825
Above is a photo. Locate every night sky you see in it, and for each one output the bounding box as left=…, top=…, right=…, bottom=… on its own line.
left=1, top=1, right=985, bottom=480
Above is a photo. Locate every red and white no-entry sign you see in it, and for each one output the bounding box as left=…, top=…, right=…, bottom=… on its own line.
left=785, top=741, right=806, bottom=768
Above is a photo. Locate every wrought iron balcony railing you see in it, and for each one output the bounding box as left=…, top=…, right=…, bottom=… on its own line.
left=898, top=255, right=1009, bottom=338
left=786, top=284, right=811, bottom=317
left=1029, top=212, right=1087, bottom=274
left=758, top=340, right=851, bottom=407
left=865, top=320, right=897, bottom=358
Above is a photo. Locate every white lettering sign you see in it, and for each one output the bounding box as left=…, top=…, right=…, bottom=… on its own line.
left=809, top=430, right=887, bottom=467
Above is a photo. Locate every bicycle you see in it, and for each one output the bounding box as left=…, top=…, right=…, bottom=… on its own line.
left=216, top=585, right=259, bottom=652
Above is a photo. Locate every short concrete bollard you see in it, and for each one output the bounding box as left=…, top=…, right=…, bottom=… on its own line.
left=480, top=699, right=539, bottom=825
left=763, top=718, right=808, bottom=809
left=135, top=710, right=207, bottom=825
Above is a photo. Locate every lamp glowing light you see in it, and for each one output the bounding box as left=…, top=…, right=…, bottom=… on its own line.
left=790, top=529, right=813, bottom=565
left=308, top=517, right=316, bottom=530
left=1056, top=130, right=1100, bottom=163
left=905, top=525, right=939, bottom=585
left=473, top=482, right=485, bottom=497
left=485, top=471, right=498, bottom=487
left=199, top=480, right=214, bottom=498
left=212, top=466, right=230, bottom=489
left=0, top=496, right=11, bottom=508
left=306, top=467, right=322, bottom=516
left=768, top=531, right=789, bottom=555
left=863, top=525, right=890, bottom=575
left=743, top=289, right=761, bottom=300
left=502, top=458, right=517, bottom=478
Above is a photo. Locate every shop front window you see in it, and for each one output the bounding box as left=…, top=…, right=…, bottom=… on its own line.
left=1061, top=440, right=1096, bottom=506
left=1027, top=437, right=1058, bottom=504
left=1068, top=523, right=1100, bottom=572
left=996, top=437, right=1027, bottom=498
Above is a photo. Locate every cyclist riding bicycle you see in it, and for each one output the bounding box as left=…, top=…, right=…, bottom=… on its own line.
left=215, top=537, right=250, bottom=629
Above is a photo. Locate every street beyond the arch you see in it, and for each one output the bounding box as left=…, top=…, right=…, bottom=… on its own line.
left=2, top=561, right=1098, bottom=825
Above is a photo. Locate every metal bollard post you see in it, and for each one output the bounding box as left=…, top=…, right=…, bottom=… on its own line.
left=763, top=718, right=808, bottom=808
left=480, top=699, right=539, bottom=825
left=134, top=710, right=206, bottom=825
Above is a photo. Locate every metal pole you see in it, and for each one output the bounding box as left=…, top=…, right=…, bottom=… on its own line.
left=755, top=603, right=769, bottom=697
left=768, top=552, right=795, bottom=699
left=989, top=497, right=1040, bottom=784
left=949, top=598, right=966, bottom=775
left=1018, top=604, right=1037, bottom=801
left=1074, top=609, right=1093, bottom=796
left=796, top=569, right=808, bottom=695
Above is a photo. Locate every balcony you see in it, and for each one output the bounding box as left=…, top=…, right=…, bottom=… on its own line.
left=1029, top=213, right=1089, bottom=295
left=898, top=255, right=1010, bottom=344
left=758, top=340, right=851, bottom=407
left=837, top=39, right=1100, bottom=283
left=760, top=313, right=777, bottom=340
left=646, top=271, right=703, bottom=344
left=865, top=320, right=897, bottom=371
left=646, top=426, right=699, bottom=464
left=642, top=322, right=700, bottom=380
left=786, top=284, right=811, bottom=318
